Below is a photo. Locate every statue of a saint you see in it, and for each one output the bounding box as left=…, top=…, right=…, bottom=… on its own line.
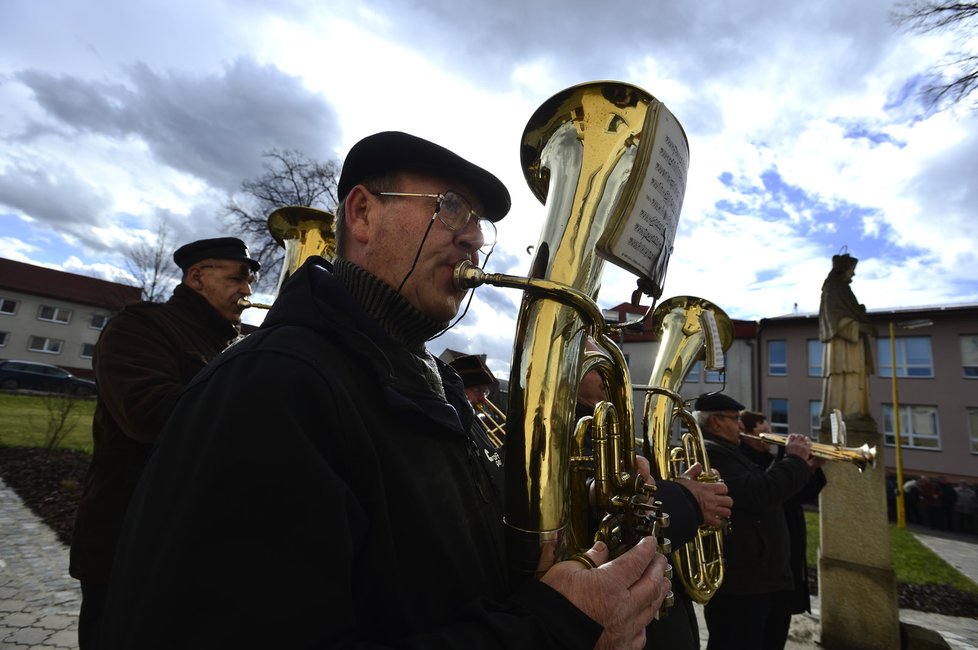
left=819, top=253, right=878, bottom=432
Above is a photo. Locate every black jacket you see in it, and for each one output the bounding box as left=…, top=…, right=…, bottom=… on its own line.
left=100, top=258, right=600, bottom=649
left=70, top=284, right=238, bottom=583
left=702, top=436, right=810, bottom=595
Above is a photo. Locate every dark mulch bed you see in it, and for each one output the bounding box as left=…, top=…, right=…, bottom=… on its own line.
left=0, top=445, right=90, bottom=546
left=2, top=445, right=977, bottom=618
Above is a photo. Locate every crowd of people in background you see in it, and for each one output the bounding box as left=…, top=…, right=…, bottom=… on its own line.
left=889, top=474, right=978, bottom=535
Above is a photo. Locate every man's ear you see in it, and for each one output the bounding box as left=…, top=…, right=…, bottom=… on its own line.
left=344, top=185, right=374, bottom=246
left=184, top=266, right=205, bottom=291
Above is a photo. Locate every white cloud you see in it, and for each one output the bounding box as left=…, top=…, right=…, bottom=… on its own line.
left=1, top=0, right=976, bottom=365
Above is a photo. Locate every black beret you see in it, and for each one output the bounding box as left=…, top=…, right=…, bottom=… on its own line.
left=693, top=393, right=745, bottom=412
left=449, top=354, right=497, bottom=387
left=173, top=237, right=260, bottom=273
left=337, top=131, right=511, bottom=222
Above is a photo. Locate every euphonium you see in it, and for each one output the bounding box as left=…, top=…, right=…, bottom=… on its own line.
left=237, top=206, right=336, bottom=310
left=639, top=296, right=734, bottom=603
left=455, top=81, right=690, bottom=582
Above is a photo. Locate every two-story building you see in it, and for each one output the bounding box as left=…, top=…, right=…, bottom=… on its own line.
left=0, top=258, right=141, bottom=378
left=758, top=304, right=978, bottom=483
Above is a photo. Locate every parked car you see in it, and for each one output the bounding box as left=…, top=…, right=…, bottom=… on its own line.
left=0, top=360, right=97, bottom=397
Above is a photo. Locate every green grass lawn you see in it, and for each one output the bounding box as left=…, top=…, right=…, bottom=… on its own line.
left=805, top=510, right=978, bottom=592
left=0, top=392, right=95, bottom=452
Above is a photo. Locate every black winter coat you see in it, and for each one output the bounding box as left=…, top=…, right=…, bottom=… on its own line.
left=70, top=284, right=239, bottom=583
left=703, top=436, right=810, bottom=595
left=99, top=258, right=600, bottom=650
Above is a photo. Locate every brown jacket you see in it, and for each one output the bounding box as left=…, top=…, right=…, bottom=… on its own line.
left=70, top=284, right=239, bottom=583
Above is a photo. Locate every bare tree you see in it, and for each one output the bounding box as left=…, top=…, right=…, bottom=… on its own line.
left=124, top=220, right=180, bottom=302
left=38, top=392, right=80, bottom=452
left=892, top=1, right=978, bottom=109
left=225, top=149, right=340, bottom=288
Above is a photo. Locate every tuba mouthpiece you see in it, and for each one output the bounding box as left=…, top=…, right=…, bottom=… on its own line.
left=453, top=260, right=485, bottom=290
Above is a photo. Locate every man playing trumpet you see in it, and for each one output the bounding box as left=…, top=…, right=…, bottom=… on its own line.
left=695, top=393, right=814, bottom=650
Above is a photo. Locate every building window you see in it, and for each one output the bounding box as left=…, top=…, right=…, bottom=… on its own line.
left=809, top=400, right=821, bottom=437
left=80, top=342, right=96, bottom=359
left=968, top=408, right=978, bottom=454
left=38, top=305, right=72, bottom=324
left=807, top=339, right=823, bottom=377
left=882, top=404, right=940, bottom=449
left=0, top=297, right=17, bottom=315
left=89, top=313, right=109, bottom=330
left=768, top=340, right=787, bottom=376
left=688, top=361, right=704, bottom=383
left=704, top=365, right=724, bottom=383
left=0, top=331, right=7, bottom=347
left=769, top=398, right=789, bottom=434
left=878, top=336, right=933, bottom=378
left=28, top=336, right=63, bottom=354
left=961, top=335, right=978, bottom=379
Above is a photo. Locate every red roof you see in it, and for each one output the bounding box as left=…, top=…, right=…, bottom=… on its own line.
left=0, top=258, right=142, bottom=310
left=605, top=301, right=757, bottom=342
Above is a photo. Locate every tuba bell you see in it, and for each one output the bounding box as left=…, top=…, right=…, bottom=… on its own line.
left=455, top=80, right=690, bottom=582
left=237, top=206, right=336, bottom=310
left=638, top=296, right=734, bottom=603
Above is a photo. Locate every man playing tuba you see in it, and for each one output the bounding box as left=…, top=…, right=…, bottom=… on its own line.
left=99, top=131, right=672, bottom=650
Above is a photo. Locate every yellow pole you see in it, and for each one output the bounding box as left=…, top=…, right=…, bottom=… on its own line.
left=890, top=321, right=906, bottom=529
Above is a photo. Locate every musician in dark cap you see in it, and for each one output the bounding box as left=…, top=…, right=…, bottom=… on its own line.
left=695, top=393, right=814, bottom=650
left=450, top=354, right=504, bottom=450
left=70, top=236, right=259, bottom=649
left=450, top=353, right=497, bottom=404
left=100, top=131, right=671, bottom=650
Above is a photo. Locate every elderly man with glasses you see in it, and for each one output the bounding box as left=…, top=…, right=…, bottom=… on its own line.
left=99, top=131, right=671, bottom=650
left=694, top=393, right=814, bottom=650
left=70, top=237, right=260, bottom=649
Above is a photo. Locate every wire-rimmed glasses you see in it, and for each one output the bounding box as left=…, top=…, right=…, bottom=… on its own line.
left=370, top=190, right=497, bottom=252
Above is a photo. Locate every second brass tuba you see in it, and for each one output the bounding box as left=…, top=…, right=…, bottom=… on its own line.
left=640, top=296, right=734, bottom=603
left=238, top=206, right=336, bottom=310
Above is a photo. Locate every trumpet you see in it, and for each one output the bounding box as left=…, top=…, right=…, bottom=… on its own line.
left=238, top=298, right=273, bottom=309
left=740, top=431, right=876, bottom=472
left=473, top=399, right=506, bottom=449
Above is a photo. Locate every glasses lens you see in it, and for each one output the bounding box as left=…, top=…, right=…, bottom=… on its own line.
left=477, top=218, right=497, bottom=251
left=438, top=192, right=467, bottom=226
left=437, top=191, right=496, bottom=252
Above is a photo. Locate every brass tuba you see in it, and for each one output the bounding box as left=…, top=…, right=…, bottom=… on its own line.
left=455, top=81, right=690, bottom=581
left=237, top=206, right=336, bottom=310
left=639, top=296, right=734, bottom=603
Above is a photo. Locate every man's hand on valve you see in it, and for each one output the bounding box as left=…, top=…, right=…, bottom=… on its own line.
left=676, top=462, right=732, bottom=529
left=541, top=537, right=672, bottom=650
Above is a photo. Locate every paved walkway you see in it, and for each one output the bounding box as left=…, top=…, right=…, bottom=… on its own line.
left=0, top=477, right=79, bottom=649
left=2, top=475, right=977, bottom=649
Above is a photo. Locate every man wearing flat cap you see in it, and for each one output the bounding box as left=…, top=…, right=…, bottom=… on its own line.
left=450, top=354, right=504, bottom=449
left=101, top=131, right=671, bottom=650
left=693, top=393, right=815, bottom=649
left=450, top=353, right=496, bottom=403
left=70, top=237, right=259, bottom=649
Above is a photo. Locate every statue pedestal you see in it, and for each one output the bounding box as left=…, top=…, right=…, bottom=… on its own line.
left=817, top=424, right=900, bottom=649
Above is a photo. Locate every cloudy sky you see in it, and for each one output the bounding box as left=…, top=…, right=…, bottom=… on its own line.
left=2, top=0, right=976, bottom=377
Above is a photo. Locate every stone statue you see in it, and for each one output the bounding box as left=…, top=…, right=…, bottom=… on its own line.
left=818, top=253, right=878, bottom=432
